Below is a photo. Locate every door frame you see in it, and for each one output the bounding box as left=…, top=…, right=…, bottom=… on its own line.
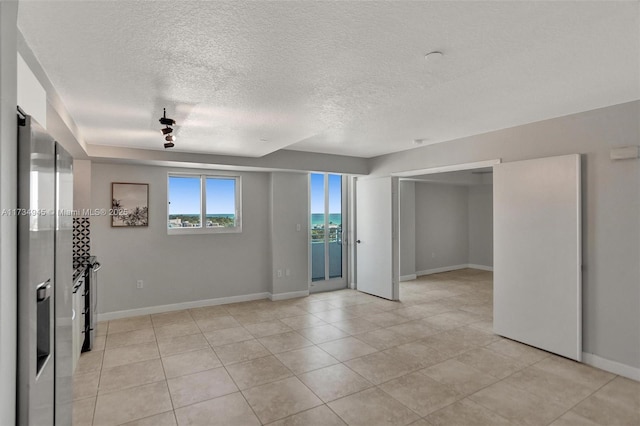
left=391, top=159, right=502, bottom=178
left=392, top=159, right=501, bottom=296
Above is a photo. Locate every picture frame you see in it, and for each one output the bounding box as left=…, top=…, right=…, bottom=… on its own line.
left=111, top=182, right=149, bottom=227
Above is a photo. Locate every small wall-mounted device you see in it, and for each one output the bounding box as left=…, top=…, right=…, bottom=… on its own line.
left=610, top=146, right=639, bottom=161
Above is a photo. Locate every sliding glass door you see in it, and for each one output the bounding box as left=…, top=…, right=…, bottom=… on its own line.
left=310, top=173, right=347, bottom=292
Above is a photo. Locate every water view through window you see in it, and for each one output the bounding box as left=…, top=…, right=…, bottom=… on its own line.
left=311, top=173, right=343, bottom=281
left=168, top=175, right=238, bottom=229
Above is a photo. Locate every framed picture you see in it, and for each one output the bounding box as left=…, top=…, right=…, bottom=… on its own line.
left=111, top=183, right=149, bottom=227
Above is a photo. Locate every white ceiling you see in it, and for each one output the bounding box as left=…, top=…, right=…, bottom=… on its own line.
left=17, top=1, right=639, bottom=159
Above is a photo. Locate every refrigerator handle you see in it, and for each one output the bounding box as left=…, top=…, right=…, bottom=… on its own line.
left=36, top=279, right=52, bottom=302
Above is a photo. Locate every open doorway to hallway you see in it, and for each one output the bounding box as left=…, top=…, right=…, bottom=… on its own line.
left=395, top=165, right=496, bottom=359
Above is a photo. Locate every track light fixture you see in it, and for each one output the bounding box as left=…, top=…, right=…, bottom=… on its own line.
left=159, top=108, right=176, bottom=126
left=159, top=108, right=177, bottom=149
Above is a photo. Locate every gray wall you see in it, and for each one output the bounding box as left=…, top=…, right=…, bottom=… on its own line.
left=371, top=100, right=640, bottom=370
left=73, top=159, right=91, bottom=212
left=468, top=184, right=493, bottom=267
left=0, top=3, right=18, bottom=424
left=399, top=181, right=416, bottom=277
left=91, top=163, right=272, bottom=314
left=270, top=172, right=310, bottom=297
left=400, top=180, right=493, bottom=276
left=414, top=183, right=469, bottom=272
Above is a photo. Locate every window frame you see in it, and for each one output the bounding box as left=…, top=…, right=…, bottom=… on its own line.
left=167, top=173, right=242, bottom=235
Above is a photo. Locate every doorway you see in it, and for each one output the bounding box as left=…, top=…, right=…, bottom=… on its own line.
left=399, top=166, right=494, bottom=283
left=396, top=166, right=495, bottom=330
left=310, top=173, right=347, bottom=293
left=393, top=155, right=582, bottom=361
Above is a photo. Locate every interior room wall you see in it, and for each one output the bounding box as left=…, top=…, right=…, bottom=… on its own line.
left=370, top=100, right=640, bottom=372
left=91, top=163, right=272, bottom=316
left=17, top=52, right=45, bottom=127
left=414, top=182, right=469, bottom=273
left=468, top=184, right=493, bottom=268
left=270, top=172, right=310, bottom=299
left=0, top=3, right=19, bottom=424
left=72, top=159, right=91, bottom=212
left=399, top=181, right=416, bottom=279
left=400, top=177, right=493, bottom=277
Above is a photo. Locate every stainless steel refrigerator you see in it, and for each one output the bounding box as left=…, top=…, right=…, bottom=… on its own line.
left=17, top=110, right=73, bottom=425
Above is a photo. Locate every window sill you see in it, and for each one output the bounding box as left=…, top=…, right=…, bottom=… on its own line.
left=167, top=227, right=242, bottom=235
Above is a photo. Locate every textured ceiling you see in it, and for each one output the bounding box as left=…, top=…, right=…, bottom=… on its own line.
left=17, top=1, right=639, bottom=158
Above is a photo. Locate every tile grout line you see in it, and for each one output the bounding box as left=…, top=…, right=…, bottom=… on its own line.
left=542, top=372, right=620, bottom=425
left=198, top=311, right=266, bottom=426
left=81, top=271, right=629, bottom=426
left=92, top=321, right=110, bottom=426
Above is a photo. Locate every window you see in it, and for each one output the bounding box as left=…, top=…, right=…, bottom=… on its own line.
left=310, top=173, right=345, bottom=283
left=168, top=174, right=241, bottom=234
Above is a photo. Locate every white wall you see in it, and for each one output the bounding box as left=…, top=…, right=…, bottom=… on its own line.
left=399, top=181, right=415, bottom=278
left=0, top=3, right=18, bottom=424
left=17, top=52, right=46, bottom=128
left=371, top=101, right=640, bottom=371
left=414, top=183, right=469, bottom=273
left=73, top=159, right=91, bottom=212
left=270, top=172, right=309, bottom=299
left=468, top=184, right=493, bottom=267
left=91, top=163, right=272, bottom=315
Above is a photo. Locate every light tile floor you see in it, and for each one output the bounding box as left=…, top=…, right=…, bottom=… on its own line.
left=73, top=269, right=640, bottom=425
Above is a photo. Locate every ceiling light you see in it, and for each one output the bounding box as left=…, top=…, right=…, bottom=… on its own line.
left=159, top=108, right=177, bottom=149
left=159, top=108, right=176, bottom=126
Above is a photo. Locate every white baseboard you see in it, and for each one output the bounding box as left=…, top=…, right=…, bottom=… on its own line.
left=467, top=264, right=494, bottom=272
left=400, top=274, right=417, bottom=282
left=582, top=352, right=640, bottom=381
left=416, top=264, right=469, bottom=276
left=98, top=292, right=271, bottom=321
left=416, top=264, right=493, bottom=276
left=270, top=290, right=309, bottom=301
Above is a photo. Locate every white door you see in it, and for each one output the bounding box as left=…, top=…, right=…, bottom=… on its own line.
left=355, top=176, right=399, bottom=300
left=493, top=154, right=582, bottom=361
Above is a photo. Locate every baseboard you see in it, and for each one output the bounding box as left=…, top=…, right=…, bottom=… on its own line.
left=269, top=290, right=309, bottom=301
left=467, top=264, right=494, bottom=272
left=582, top=352, right=640, bottom=381
left=416, top=264, right=469, bottom=276
left=416, top=264, right=493, bottom=276
left=98, top=292, right=271, bottom=321
left=400, top=274, right=417, bottom=282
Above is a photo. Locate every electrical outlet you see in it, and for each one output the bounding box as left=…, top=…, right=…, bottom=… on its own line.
left=277, top=269, right=283, bottom=278
left=137, top=280, right=144, bottom=289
